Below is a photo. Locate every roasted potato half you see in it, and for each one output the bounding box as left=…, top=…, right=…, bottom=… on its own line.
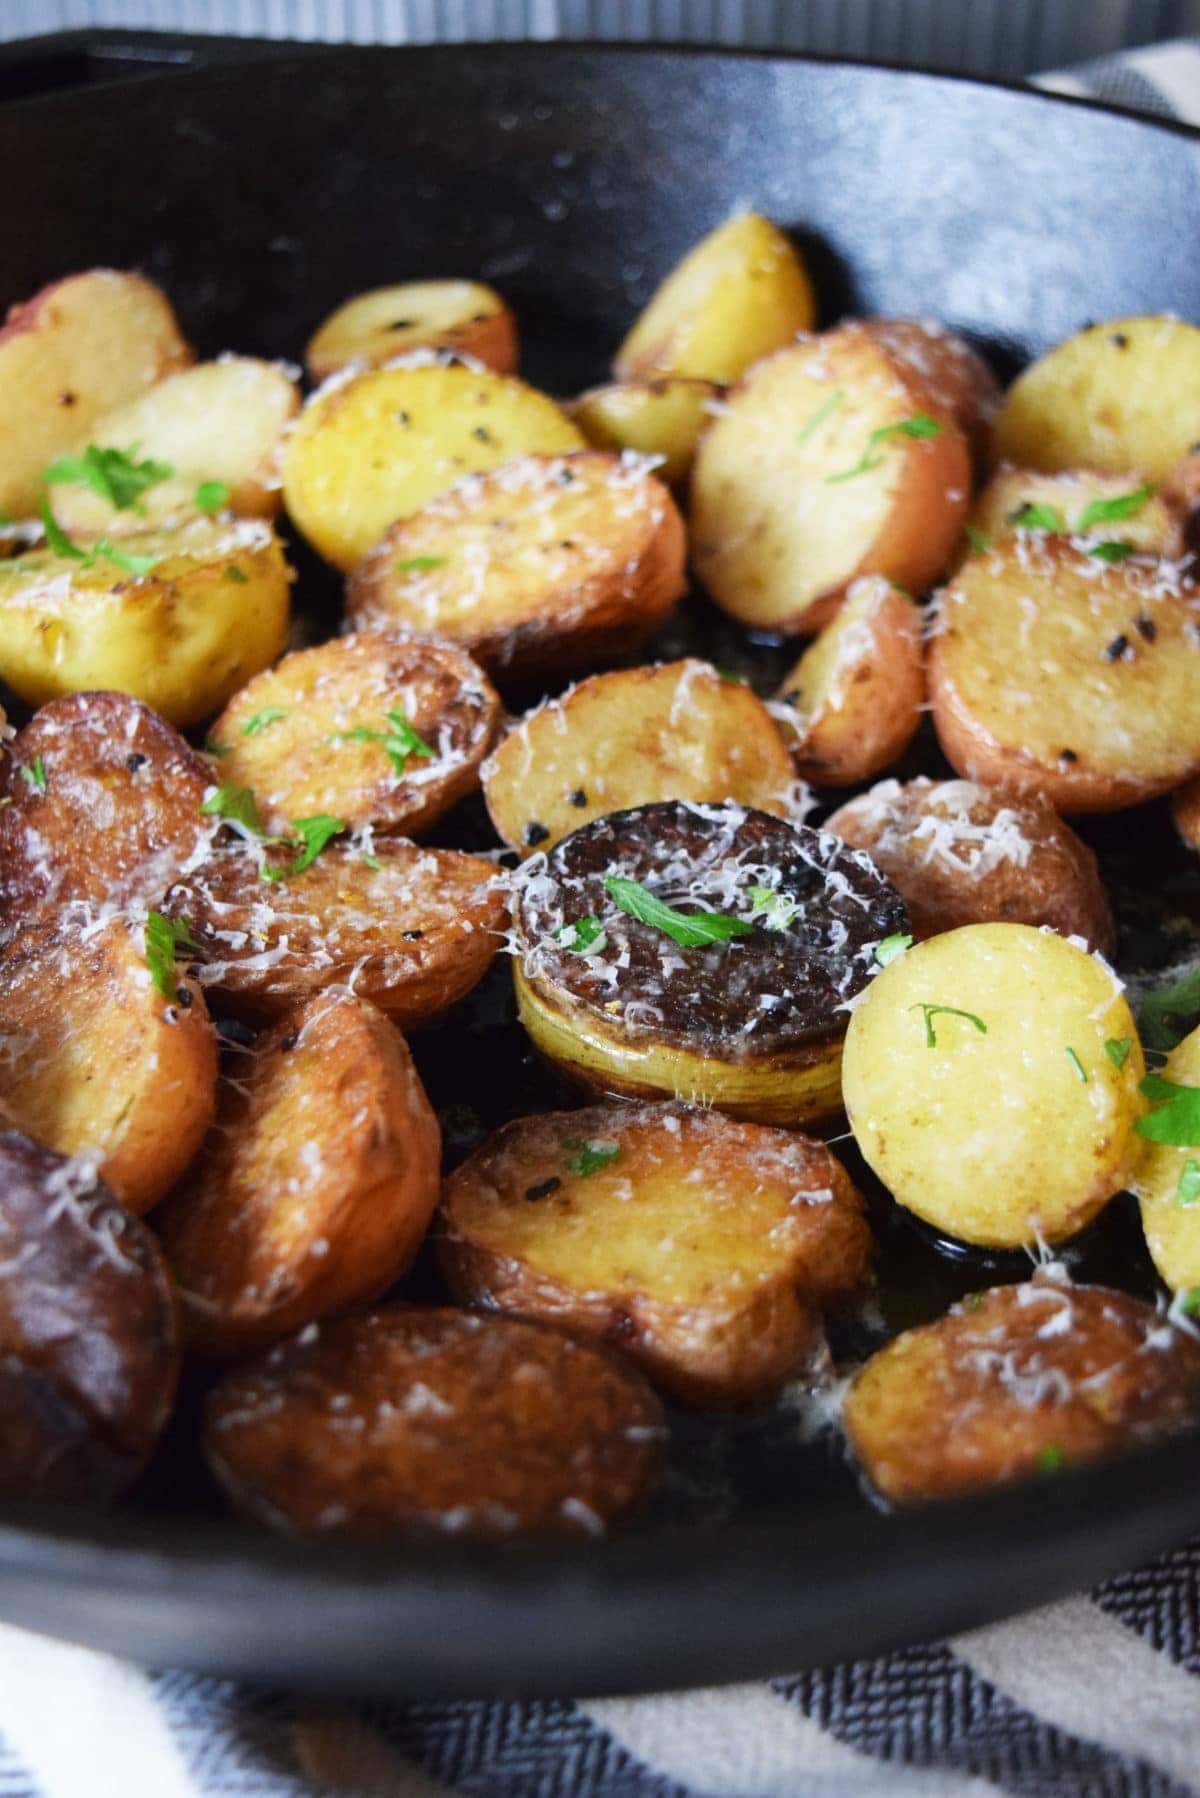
left=825, top=776, right=1114, bottom=954
left=855, top=319, right=999, bottom=466
left=282, top=360, right=584, bottom=570
left=46, top=357, right=300, bottom=538
left=163, top=835, right=505, bottom=1027
left=441, top=1102, right=871, bottom=1407
left=843, top=923, right=1145, bottom=1248
left=929, top=534, right=1200, bottom=811
left=966, top=466, right=1175, bottom=559
left=208, top=632, right=500, bottom=837
left=0, top=918, right=217, bottom=1214
left=569, top=377, right=721, bottom=486
left=482, top=658, right=797, bottom=855
left=0, top=689, right=211, bottom=947
left=614, top=211, right=815, bottom=385
left=1135, top=1022, right=1200, bottom=1295
left=0, top=269, right=193, bottom=519
left=994, top=315, right=1200, bottom=480
left=205, top=1308, right=664, bottom=1540
left=155, top=991, right=441, bottom=1359
left=776, top=576, right=925, bottom=787
left=0, top=1132, right=180, bottom=1502
left=0, top=516, right=292, bottom=727
left=845, top=1279, right=1200, bottom=1505
left=512, top=800, right=907, bottom=1126
left=305, top=280, right=518, bottom=383
left=1172, top=777, right=1200, bottom=852
left=346, top=450, right=686, bottom=688
left=690, top=326, right=971, bottom=634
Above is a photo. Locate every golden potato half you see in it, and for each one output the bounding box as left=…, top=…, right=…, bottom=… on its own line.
left=1135, top=1020, right=1200, bottom=1294
left=967, top=465, right=1176, bottom=559
left=570, top=377, right=721, bottom=486
left=305, top=280, right=518, bottom=383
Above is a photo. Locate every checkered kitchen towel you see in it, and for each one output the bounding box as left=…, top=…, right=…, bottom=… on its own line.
left=3, top=27, right=1200, bottom=1798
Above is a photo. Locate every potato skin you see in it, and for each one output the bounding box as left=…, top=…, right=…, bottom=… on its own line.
left=205, top=1307, right=664, bottom=1539
left=845, top=1280, right=1200, bottom=1505
left=155, top=992, right=441, bottom=1359
left=570, top=377, right=721, bottom=486
left=440, top=1102, right=870, bottom=1407
left=842, top=923, right=1145, bottom=1249
left=855, top=318, right=999, bottom=466
left=1135, top=1022, right=1200, bottom=1293
left=825, top=776, right=1114, bottom=954
left=1172, top=776, right=1200, bottom=852
left=305, top=280, right=518, bottom=383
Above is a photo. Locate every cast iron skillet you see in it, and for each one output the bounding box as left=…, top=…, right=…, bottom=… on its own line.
left=1, top=33, right=1200, bottom=1697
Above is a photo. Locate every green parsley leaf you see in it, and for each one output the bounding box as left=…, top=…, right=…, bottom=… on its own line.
left=395, top=555, right=447, bottom=573
left=328, top=707, right=434, bottom=776
left=1138, top=966, right=1200, bottom=1051
left=1012, top=501, right=1066, bottom=532
left=144, top=910, right=199, bottom=1000
left=200, top=784, right=266, bottom=835
left=1182, top=1289, right=1200, bottom=1317
left=1075, top=485, right=1155, bottom=533
left=203, top=736, right=231, bottom=758
left=241, top=707, right=288, bottom=737
left=223, top=565, right=249, bottom=584
left=360, top=852, right=383, bottom=871
left=43, top=443, right=174, bottom=512
left=1065, top=1046, right=1088, bottom=1084
left=714, top=665, right=747, bottom=685
left=796, top=388, right=844, bottom=447
left=960, top=1292, right=986, bottom=1313
left=88, top=539, right=159, bottom=576
left=38, top=498, right=84, bottom=560
left=912, top=1003, right=988, bottom=1048
left=1136, top=1073, right=1200, bottom=1145
left=563, top=1137, right=620, bottom=1178
left=964, top=523, right=991, bottom=556
left=1105, top=1037, right=1133, bottom=1070
left=194, top=480, right=230, bottom=514
left=1036, top=1443, right=1066, bottom=1475
left=1088, top=539, right=1134, bottom=563
left=1176, top=1158, right=1200, bottom=1208
left=875, top=932, right=913, bottom=967
left=603, top=875, right=755, bottom=948
left=746, top=883, right=799, bottom=932
left=557, top=917, right=607, bottom=955
left=826, top=413, right=942, bottom=484
left=262, top=814, right=346, bottom=882
left=18, top=756, right=47, bottom=794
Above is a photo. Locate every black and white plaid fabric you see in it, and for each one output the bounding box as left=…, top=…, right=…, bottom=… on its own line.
left=2, top=27, right=1200, bottom=1798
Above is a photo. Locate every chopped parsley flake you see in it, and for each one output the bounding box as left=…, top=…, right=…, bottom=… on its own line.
left=1065, top=1046, right=1088, bottom=1084
left=1088, top=539, right=1135, bottom=563
left=557, top=916, right=607, bottom=955
left=395, top=555, right=446, bottom=573
left=194, top=480, right=230, bottom=513
left=360, top=852, right=383, bottom=871
left=223, top=565, right=249, bottom=584
left=1176, top=1158, right=1200, bottom=1208
left=18, top=756, right=46, bottom=794
left=796, top=388, right=844, bottom=447
left=329, top=707, right=434, bottom=776
left=43, top=443, right=174, bottom=512
left=826, top=413, right=942, bottom=484
left=242, top=706, right=289, bottom=737
left=1036, top=1443, right=1066, bottom=1474
left=263, top=813, right=346, bottom=882
left=37, top=500, right=159, bottom=575
left=746, top=884, right=800, bottom=932
left=1104, top=1037, right=1133, bottom=1070
left=563, top=1138, right=620, bottom=1178
left=200, top=784, right=266, bottom=835
left=1183, top=1289, right=1200, bottom=1317
left=203, top=736, right=231, bottom=758
left=603, top=875, right=754, bottom=948
left=912, top=1003, right=988, bottom=1048
left=964, top=523, right=991, bottom=556
left=1012, top=501, right=1066, bottom=532
left=874, top=932, right=913, bottom=967
left=1076, top=486, right=1154, bottom=532
left=1136, top=1073, right=1200, bottom=1146
left=1138, top=967, right=1200, bottom=1051
left=144, top=910, right=199, bottom=999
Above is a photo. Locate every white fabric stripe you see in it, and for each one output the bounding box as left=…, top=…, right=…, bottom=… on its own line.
left=1031, top=71, right=1095, bottom=100
left=583, top=1682, right=1003, bottom=1798
left=952, top=1593, right=1200, bottom=1793
left=1109, top=40, right=1200, bottom=124
left=0, top=1622, right=200, bottom=1798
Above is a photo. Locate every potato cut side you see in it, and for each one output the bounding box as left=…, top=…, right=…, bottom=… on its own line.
left=0, top=269, right=193, bottom=519
left=1135, top=1022, right=1200, bottom=1294
left=776, top=575, right=925, bottom=786
left=967, top=465, right=1175, bottom=558
left=0, top=516, right=292, bottom=727
left=155, top=992, right=441, bottom=1359
left=570, top=378, right=720, bottom=485
left=47, top=357, right=300, bottom=538
left=0, top=689, right=212, bottom=949
left=441, top=1102, right=870, bottom=1406
left=163, top=835, right=505, bottom=1027
left=482, top=658, right=796, bottom=854
left=690, top=327, right=970, bottom=634
left=845, top=1280, right=1200, bottom=1504
left=1174, top=777, right=1200, bottom=851
left=209, top=632, right=500, bottom=836
left=305, top=280, right=517, bottom=383
left=614, top=212, right=816, bottom=385
left=0, top=919, right=218, bottom=1214
left=346, top=451, right=686, bottom=686
left=826, top=777, right=1114, bottom=954
left=929, top=535, right=1200, bottom=811
left=855, top=318, right=999, bottom=465
left=843, top=923, right=1144, bottom=1249
left=994, top=316, right=1200, bottom=481
left=206, top=1308, right=664, bottom=1539
left=282, top=361, right=584, bottom=570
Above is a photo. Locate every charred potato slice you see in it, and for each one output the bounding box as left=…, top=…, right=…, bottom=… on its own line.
left=1172, top=776, right=1200, bottom=852
left=441, top=1102, right=870, bottom=1407
left=163, top=836, right=505, bottom=1027
left=0, top=690, right=212, bottom=946
left=0, top=918, right=217, bottom=1215
left=826, top=776, right=1114, bottom=954
left=305, top=280, right=518, bottom=383
left=0, top=1132, right=180, bottom=1502
left=845, top=1279, right=1200, bottom=1505
left=511, top=801, right=907, bottom=1126
left=482, top=658, right=797, bottom=855
left=614, top=212, right=815, bottom=385
left=205, top=1307, right=663, bottom=1539
left=208, top=632, right=500, bottom=837
left=1135, top=1022, right=1200, bottom=1295
left=967, top=466, right=1175, bottom=558
left=155, top=992, right=441, bottom=1359
left=346, top=451, right=686, bottom=688
left=929, top=535, right=1200, bottom=811
left=569, top=378, right=721, bottom=486
left=843, top=923, right=1145, bottom=1248
left=855, top=318, right=999, bottom=466
left=776, top=576, right=925, bottom=787
left=690, top=327, right=970, bottom=635
left=0, top=516, right=292, bottom=728
left=282, top=361, right=584, bottom=571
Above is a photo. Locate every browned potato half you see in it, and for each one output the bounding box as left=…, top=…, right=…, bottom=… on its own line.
left=826, top=776, right=1114, bottom=954
left=282, top=361, right=584, bottom=571
left=0, top=690, right=211, bottom=948
left=0, top=918, right=217, bottom=1215
left=47, top=357, right=300, bottom=538
left=1173, top=776, right=1200, bottom=851
left=845, top=1280, right=1200, bottom=1504
left=0, top=1131, right=180, bottom=1502
left=511, top=800, right=907, bottom=1126
left=967, top=466, right=1175, bottom=558
left=155, top=992, right=441, bottom=1359
left=776, top=576, right=925, bottom=786
left=1161, top=448, right=1200, bottom=558
left=208, top=632, right=500, bottom=837
left=929, top=534, right=1200, bottom=811
left=690, top=326, right=970, bottom=635
left=1134, top=1022, right=1200, bottom=1295
left=163, top=835, right=505, bottom=1027
left=346, top=451, right=687, bottom=688
left=855, top=318, right=999, bottom=466
left=569, top=377, right=721, bottom=486
left=0, top=269, right=193, bottom=519
left=305, top=280, right=518, bottom=383
left=482, top=658, right=797, bottom=855
left=441, top=1102, right=870, bottom=1407
left=205, top=1307, right=664, bottom=1539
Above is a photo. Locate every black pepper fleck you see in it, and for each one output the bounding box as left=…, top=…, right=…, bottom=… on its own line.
left=555, top=467, right=577, bottom=487
left=524, top=1177, right=561, bottom=1201
left=1059, top=748, right=1078, bottom=764
left=125, top=752, right=148, bottom=773
left=1135, top=613, right=1157, bottom=642
left=279, top=1032, right=299, bottom=1052
left=57, top=391, right=76, bottom=407
left=524, top=821, right=550, bottom=847
left=402, top=929, right=424, bottom=941
left=1104, top=634, right=1130, bottom=662
left=472, top=425, right=493, bottom=444
left=389, top=318, right=417, bottom=330
left=174, top=985, right=192, bottom=1008
left=569, top=789, right=588, bottom=807
left=396, top=410, right=411, bottom=427
left=1110, top=333, right=1128, bottom=349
